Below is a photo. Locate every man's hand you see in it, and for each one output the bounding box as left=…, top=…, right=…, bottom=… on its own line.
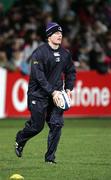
left=52, top=90, right=63, bottom=107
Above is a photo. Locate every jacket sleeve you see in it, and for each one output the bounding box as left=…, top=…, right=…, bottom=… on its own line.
left=64, top=53, right=76, bottom=91
left=30, top=52, right=55, bottom=95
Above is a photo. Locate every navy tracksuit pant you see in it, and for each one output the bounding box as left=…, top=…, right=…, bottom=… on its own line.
left=16, top=95, right=64, bottom=161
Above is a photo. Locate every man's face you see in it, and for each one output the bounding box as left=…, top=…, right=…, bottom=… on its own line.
left=49, top=31, right=62, bottom=45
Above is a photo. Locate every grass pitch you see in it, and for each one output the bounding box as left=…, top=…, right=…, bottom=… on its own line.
left=0, top=118, right=111, bottom=180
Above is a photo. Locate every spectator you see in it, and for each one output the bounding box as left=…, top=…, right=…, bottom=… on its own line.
left=0, top=0, right=111, bottom=73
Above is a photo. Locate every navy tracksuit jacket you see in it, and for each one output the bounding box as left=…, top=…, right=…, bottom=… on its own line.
left=16, top=43, right=76, bottom=161
left=28, top=43, right=76, bottom=98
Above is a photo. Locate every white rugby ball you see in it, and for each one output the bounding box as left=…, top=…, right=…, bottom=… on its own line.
left=59, top=90, right=71, bottom=110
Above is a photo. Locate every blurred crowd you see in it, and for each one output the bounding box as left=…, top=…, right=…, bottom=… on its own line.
left=0, top=0, right=111, bottom=74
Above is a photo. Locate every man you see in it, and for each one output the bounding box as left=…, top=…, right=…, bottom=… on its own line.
left=15, top=22, right=76, bottom=164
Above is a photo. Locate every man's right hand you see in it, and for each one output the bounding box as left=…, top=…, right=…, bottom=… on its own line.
left=52, top=90, right=62, bottom=107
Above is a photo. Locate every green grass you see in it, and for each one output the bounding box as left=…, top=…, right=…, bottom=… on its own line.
left=0, top=118, right=111, bottom=180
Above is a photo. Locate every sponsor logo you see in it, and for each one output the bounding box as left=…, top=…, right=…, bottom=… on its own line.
left=32, top=100, right=36, bottom=104
left=58, top=27, right=62, bottom=31
left=71, top=80, right=111, bottom=107
left=55, top=57, right=60, bottom=62
left=12, top=79, right=28, bottom=112
left=33, top=61, right=39, bottom=64
left=53, top=52, right=60, bottom=56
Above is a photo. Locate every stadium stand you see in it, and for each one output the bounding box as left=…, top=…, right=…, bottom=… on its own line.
left=0, top=0, right=111, bottom=73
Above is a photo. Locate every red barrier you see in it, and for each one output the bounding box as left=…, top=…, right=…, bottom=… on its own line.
left=4, top=70, right=111, bottom=117
left=65, top=71, right=111, bottom=117
left=5, top=71, right=30, bottom=117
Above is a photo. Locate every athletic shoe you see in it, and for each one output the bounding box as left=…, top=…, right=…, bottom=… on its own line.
left=15, top=142, right=24, bottom=157
left=45, top=160, right=57, bottom=164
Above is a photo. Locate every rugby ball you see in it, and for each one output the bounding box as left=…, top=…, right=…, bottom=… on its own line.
left=59, top=90, right=71, bottom=110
